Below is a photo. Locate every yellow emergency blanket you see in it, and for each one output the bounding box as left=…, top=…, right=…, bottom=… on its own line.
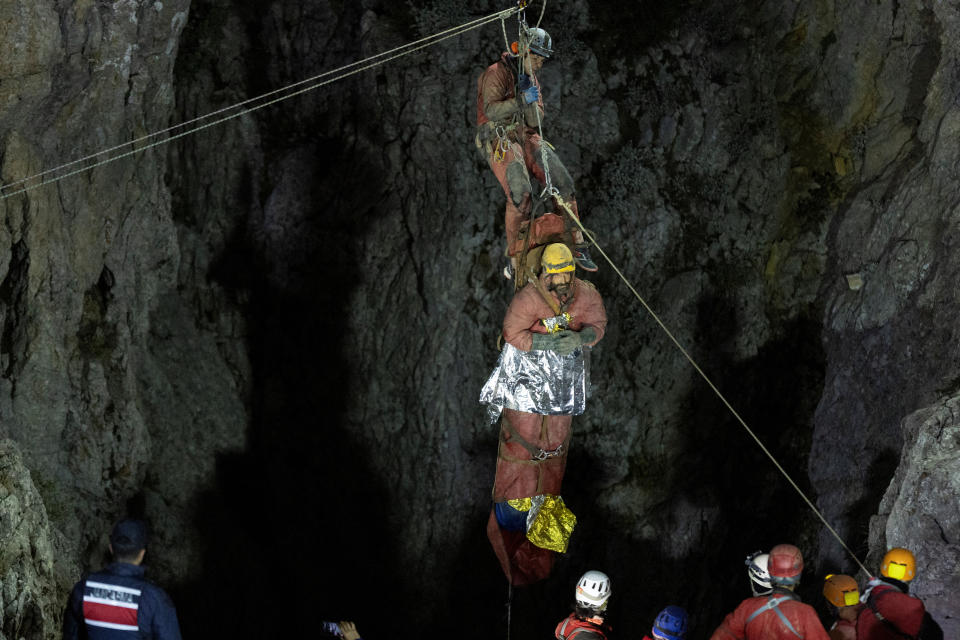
left=506, top=494, right=577, bottom=553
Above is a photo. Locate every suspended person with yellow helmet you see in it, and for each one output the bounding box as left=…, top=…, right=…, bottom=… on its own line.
left=480, top=243, right=606, bottom=584
left=475, top=25, right=598, bottom=276
left=710, top=544, right=830, bottom=640
left=822, top=574, right=861, bottom=640
left=856, top=547, right=943, bottom=640
left=481, top=243, right=607, bottom=421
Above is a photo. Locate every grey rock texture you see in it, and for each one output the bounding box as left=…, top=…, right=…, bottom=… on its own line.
left=0, top=1, right=246, bottom=636
left=0, top=0, right=958, bottom=637
left=870, top=396, right=960, bottom=638
left=0, top=439, right=65, bottom=640
left=809, top=0, right=960, bottom=586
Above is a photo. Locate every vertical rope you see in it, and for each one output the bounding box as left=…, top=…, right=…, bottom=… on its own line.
left=506, top=582, right=513, bottom=640
left=535, top=0, right=547, bottom=28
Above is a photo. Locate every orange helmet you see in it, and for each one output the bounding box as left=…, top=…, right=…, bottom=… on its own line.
left=768, top=544, right=803, bottom=585
left=823, top=574, right=860, bottom=607
left=881, top=547, right=916, bottom=582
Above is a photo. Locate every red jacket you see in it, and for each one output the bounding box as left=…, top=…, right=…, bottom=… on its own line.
left=856, top=580, right=925, bottom=640
left=503, top=278, right=607, bottom=352
left=555, top=613, right=607, bottom=640
left=710, top=591, right=831, bottom=640
left=828, top=618, right=857, bottom=640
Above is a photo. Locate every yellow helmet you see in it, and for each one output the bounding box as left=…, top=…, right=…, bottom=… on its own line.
left=823, top=574, right=860, bottom=607
left=541, top=243, right=575, bottom=274
left=881, top=547, right=916, bottom=582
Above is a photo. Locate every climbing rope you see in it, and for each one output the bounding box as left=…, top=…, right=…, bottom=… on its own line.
left=535, top=0, right=548, bottom=28
left=553, top=194, right=871, bottom=578
left=515, top=19, right=555, bottom=196
left=0, top=6, right=521, bottom=201
left=506, top=582, right=513, bottom=640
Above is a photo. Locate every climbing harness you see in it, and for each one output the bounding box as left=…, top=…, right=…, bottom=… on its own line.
left=745, top=594, right=804, bottom=639
left=494, top=125, right=513, bottom=162
left=499, top=414, right=570, bottom=468
left=0, top=6, right=523, bottom=201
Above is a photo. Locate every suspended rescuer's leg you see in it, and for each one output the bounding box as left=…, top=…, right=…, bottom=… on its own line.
left=486, top=141, right=533, bottom=275
left=525, top=136, right=598, bottom=272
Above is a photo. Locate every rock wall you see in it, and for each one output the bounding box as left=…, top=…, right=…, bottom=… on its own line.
left=807, top=0, right=960, bottom=600
left=872, top=396, right=960, bottom=638
left=0, top=2, right=247, bottom=637
left=0, top=0, right=957, bottom=638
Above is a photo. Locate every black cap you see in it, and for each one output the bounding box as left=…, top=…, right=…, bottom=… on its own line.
left=110, top=519, right=148, bottom=554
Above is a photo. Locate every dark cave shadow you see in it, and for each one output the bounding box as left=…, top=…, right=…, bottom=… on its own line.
left=841, top=448, right=900, bottom=560
left=167, top=137, right=407, bottom=638
left=668, top=294, right=830, bottom=629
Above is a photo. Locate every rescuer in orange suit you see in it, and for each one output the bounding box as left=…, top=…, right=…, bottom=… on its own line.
left=822, top=573, right=861, bottom=640
left=475, top=26, right=597, bottom=273
left=710, top=544, right=830, bottom=640
left=856, top=547, right=943, bottom=640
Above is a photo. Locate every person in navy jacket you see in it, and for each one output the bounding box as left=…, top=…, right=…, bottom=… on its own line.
left=63, top=519, right=182, bottom=640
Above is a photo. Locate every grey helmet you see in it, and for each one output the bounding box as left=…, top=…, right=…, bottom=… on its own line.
left=525, top=26, right=553, bottom=58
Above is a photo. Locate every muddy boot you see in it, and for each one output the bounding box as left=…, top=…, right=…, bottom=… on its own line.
left=572, top=245, right=598, bottom=272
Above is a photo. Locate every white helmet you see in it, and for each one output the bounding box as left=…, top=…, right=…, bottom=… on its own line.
left=575, top=570, right=611, bottom=612
left=746, top=552, right=772, bottom=596
left=524, top=26, right=553, bottom=58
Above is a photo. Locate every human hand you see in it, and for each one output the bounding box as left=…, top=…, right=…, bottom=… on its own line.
left=518, top=73, right=532, bottom=91
left=522, top=85, right=539, bottom=104
left=340, top=621, right=361, bottom=640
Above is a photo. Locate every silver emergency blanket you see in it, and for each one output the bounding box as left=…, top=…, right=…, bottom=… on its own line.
left=479, top=342, right=591, bottom=422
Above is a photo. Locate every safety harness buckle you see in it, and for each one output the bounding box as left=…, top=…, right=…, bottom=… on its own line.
left=493, top=125, right=511, bottom=162
left=534, top=444, right=564, bottom=461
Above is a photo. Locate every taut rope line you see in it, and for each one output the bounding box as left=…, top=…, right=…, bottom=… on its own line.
left=0, top=7, right=520, bottom=201
left=556, top=196, right=871, bottom=577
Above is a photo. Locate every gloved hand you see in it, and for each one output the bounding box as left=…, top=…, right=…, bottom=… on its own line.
left=518, top=73, right=532, bottom=91
left=532, top=331, right=579, bottom=355
left=551, top=331, right=582, bottom=356
left=530, top=332, right=556, bottom=351
left=522, top=84, right=540, bottom=104
left=578, top=327, right=598, bottom=345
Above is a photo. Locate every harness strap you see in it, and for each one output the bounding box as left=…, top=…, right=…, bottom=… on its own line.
left=745, top=595, right=804, bottom=639
left=499, top=414, right=570, bottom=462
left=867, top=592, right=917, bottom=639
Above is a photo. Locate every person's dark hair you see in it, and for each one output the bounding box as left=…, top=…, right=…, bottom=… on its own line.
left=574, top=604, right=602, bottom=620
left=110, top=519, right=148, bottom=561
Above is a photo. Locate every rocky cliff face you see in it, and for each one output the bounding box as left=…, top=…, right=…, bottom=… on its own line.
left=0, top=0, right=957, bottom=638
